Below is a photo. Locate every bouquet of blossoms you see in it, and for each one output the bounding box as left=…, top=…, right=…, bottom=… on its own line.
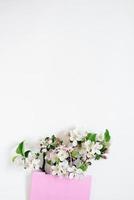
left=12, top=129, right=111, bottom=179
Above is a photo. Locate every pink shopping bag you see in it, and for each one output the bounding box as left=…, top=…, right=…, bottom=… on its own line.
left=30, top=172, right=92, bottom=200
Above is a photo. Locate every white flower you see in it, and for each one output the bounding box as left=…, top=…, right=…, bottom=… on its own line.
left=59, top=160, right=69, bottom=169
left=48, top=139, right=52, bottom=144
left=14, top=156, right=24, bottom=166
left=81, top=140, right=92, bottom=152
left=73, top=159, right=82, bottom=168
left=51, top=161, right=69, bottom=177
left=80, top=141, right=94, bottom=159
left=42, top=148, right=47, bottom=153
left=75, top=168, right=84, bottom=178
left=59, top=160, right=69, bottom=176
left=13, top=128, right=111, bottom=178
left=69, top=129, right=83, bottom=147
left=51, top=160, right=84, bottom=178
left=57, top=149, right=68, bottom=161
left=51, top=165, right=61, bottom=176
left=40, top=137, right=52, bottom=151
left=46, top=146, right=69, bottom=164
left=91, top=142, right=103, bottom=155
left=80, top=140, right=103, bottom=158
left=96, top=134, right=104, bottom=142
left=68, top=166, right=84, bottom=179
left=24, top=153, right=40, bottom=172
left=40, top=139, right=48, bottom=151
left=49, top=152, right=58, bottom=163
left=87, top=151, right=94, bottom=159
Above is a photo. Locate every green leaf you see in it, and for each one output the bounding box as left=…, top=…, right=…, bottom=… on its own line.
left=12, top=155, right=18, bottom=162
left=86, top=133, right=96, bottom=141
left=36, top=153, right=40, bottom=157
left=95, top=154, right=102, bottom=160
left=52, top=135, right=56, bottom=143
left=104, top=129, right=111, bottom=142
left=79, top=163, right=88, bottom=171
left=24, top=150, right=31, bottom=158
left=45, top=137, right=49, bottom=140
left=50, top=144, right=56, bottom=149
left=100, top=146, right=107, bottom=154
left=16, top=141, right=25, bottom=156
left=47, top=160, right=52, bottom=165
left=55, top=158, right=60, bottom=164
left=71, top=150, right=79, bottom=158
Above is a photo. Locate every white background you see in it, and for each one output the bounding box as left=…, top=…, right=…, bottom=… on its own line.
left=0, top=0, right=134, bottom=200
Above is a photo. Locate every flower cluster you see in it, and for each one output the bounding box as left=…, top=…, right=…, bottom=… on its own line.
left=12, top=129, right=111, bottom=178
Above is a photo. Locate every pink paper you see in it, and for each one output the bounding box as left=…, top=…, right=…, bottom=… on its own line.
left=30, top=172, right=92, bottom=200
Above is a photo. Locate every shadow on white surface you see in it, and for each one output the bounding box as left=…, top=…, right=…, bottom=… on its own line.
left=25, top=174, right=32, bottom=200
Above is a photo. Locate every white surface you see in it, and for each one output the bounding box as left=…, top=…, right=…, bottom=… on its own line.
left=0, top=0, right=134, bottom=199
